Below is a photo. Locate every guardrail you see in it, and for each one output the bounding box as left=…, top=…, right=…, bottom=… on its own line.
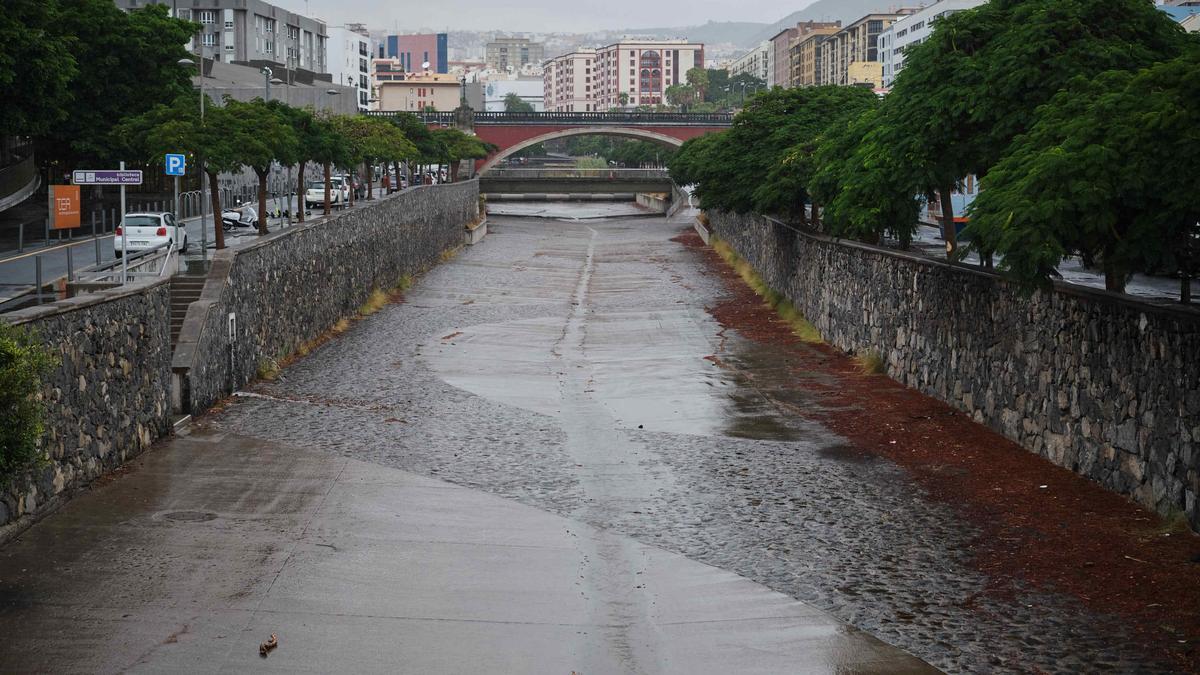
left=364, top=111, right=735, bottom=126
left=483, top=168, right=670, bottom=179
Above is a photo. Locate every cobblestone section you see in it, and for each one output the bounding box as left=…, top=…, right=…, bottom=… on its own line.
left=709, top=211, right=1200, bottom=530
left=1, top=281, right=172, bottom=533
left=209, top=214, right=1165, bottom=673
left=174, top=181, right=478, bottom=413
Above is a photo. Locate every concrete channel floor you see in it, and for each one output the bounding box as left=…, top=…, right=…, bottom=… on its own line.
left=0, top=430, right=934, bottom=674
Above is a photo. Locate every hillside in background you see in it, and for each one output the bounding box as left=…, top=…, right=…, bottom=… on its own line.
left=748, top=0, right=918, bottom=43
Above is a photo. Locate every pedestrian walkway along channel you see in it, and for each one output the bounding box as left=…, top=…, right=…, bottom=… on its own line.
left=0, top=208, right=1173, bottom=672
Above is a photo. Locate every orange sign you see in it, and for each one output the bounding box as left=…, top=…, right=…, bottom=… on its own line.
left=50, top=185, right=81, bottom=230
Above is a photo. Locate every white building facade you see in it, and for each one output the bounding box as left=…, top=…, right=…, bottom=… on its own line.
left=729, top=42, right=772, bottom=87
left=326, top=26, right=373, bottom=111
left=543, top=49, right=596, bottom=112
left=484, top=79, right=545, bottom=112
left=878, top=0, right=987, bottom=88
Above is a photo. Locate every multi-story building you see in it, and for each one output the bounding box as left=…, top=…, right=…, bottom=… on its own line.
left=820, top=11, right=915, bottom=89
left=730, top=42, right=771, bottom=86
left=594, top=40, right=705, bottom=111
left=543, top=49, right=596, bottom=112
left=483, top=79, right=545, bottom=112
left=788, top=23, right=842, bottom=87
left=326, top=25, right=373, bottom=110
left=486, top=38, right=545, bottom=73
left=377, top=73, right=462, bottom=112
left=380, top=33, right=449, bottom=74
left=116, top=0, right=329, bottom=73
left=878, top=1, right=986, bottom=88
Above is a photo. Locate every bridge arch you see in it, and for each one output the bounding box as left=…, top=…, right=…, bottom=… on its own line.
left=478, top=126, right=686, bottom=173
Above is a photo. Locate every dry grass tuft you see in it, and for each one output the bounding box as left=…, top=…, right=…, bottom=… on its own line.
left=855, top=349, right=886, bottom=375
left=711, top=239, right=822, bottom=343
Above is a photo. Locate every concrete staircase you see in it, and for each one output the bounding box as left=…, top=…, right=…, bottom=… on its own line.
left=169, top=275, right=205, bottom=346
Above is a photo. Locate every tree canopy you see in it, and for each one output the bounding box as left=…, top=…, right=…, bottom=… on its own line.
left=968, top=47, right=1200, bottom=292
left=503, top=93, right=535, bottom=113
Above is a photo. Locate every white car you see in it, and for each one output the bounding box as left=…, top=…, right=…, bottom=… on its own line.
left=305, top=178, right=349, bottom=209
left=114, top=212, right=187, bottom=258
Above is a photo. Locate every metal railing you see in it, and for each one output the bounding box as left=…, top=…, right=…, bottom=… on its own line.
left=364, top=110, right=735, bottom=126
left=482, top=168, right=671, bottom=179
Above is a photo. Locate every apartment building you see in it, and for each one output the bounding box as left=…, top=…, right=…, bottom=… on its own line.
left=380, top=34, right=449, bottom=73
left=820, top=11, right=915, bottom=88
left=486, top=38, right=545, bottom=72
left=730, top=42, right=771, bottom=85
left=116, top=0, right=329, bottom=73
left=878, top=0, right=986, bottom=88
left=545, top=40, right=704, bottom=112
left=788, top=22, right=842, bottom=87
left=543, top=49, right=596, bottom=112
left=327, top=25, right=374, bottom=110
left=377, top=73, right=462, bottom=112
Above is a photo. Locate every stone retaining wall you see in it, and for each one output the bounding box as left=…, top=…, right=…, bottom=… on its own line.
left=173, top=181, right=479, bottom=414
left=1, top=280, right=172, bottom=535
left=708, top=210, right=1200, bottom=528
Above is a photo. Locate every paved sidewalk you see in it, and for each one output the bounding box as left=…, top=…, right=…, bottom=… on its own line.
left=0, top=427, right=933, bottom=674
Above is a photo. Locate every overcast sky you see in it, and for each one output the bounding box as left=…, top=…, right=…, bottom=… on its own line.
left=270, top=0, right=817, bottom=33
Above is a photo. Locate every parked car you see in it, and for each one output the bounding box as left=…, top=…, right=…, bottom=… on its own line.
left=114, top=212, right=187, bottom=257
left=305, top=178, right=348, bottom=209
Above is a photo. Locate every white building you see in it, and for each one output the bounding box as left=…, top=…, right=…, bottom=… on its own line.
left=326, top=25, right=373, bottom=111
left=878, top=0, right=987, bottom=88
left=543, top=49, right=596, bottom=112
left=484, top=79, right=544, bottom=112
left=729, top=41, right=771, bottom=87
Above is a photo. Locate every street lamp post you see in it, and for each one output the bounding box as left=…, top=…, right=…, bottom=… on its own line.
left=178, top=55, right=215, bottom=255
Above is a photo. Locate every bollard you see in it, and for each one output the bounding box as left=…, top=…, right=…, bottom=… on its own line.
left=66, top=246, right=74, bottom=282
left=95, top=234, right=101, bottom=266
left=17, top=222, right=23, bottom=252
left=44, top=217, right=49, bottom=242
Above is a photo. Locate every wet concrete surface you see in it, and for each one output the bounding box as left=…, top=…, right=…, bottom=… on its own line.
left=487, top=200, right=658, bottom=220
left=0, top=430, right=932, bottom=674
left=0, top=204, right=1167, bottom=672
left=194, top=204, right=1170, bottom=673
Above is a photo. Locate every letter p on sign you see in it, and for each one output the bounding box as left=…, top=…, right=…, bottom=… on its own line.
left=165, top=153, right=186, bottom=176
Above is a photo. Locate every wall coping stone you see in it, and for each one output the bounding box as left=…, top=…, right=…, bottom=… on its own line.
left=3, top=277, right=172, bottom=326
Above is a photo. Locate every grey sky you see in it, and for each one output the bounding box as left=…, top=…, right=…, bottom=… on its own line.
left=270, top=0, right=816, bottom=33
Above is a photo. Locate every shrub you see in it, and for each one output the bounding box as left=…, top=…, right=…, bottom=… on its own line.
left=0, top=323, right=57, bottom=480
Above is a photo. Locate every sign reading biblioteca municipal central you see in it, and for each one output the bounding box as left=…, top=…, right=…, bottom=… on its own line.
left=72, top=170, right=143, bottom=185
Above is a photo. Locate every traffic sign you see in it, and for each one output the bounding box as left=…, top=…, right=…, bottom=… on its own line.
left=72, top=170, right=143, bottom=185
left=165, top=153, right=186, bottom=176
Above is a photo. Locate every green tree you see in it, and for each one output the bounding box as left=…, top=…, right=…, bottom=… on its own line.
left=0, top=324, right=57, bottom=481
left=36, top=1, right=195, bottom=171
left=0, top=0, right=76, bottom=137
left=112, top=91, right=239, bottom=249
left=669, top=86, right=877, bottom=221
left=704, top=69, right=730, bottom=103
left=223, top=98, right=300, bottom=234
left=881, top=0, right=1193, bottom=255
left=430, top=128, right=490, bottom=181
left=809, top=108, right=923, bottom=245
left=309, top=113, right=357, bottom=216
left=686, top=67, right=710, bottom=101
left=503, top=92, right=535, bottom=113
left=334, top=116, right=417, bottom=200
left=968, top=49, right=1200, bottom=295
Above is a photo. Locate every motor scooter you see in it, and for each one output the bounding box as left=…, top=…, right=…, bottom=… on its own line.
left=221, top=203, right=258, bottom=231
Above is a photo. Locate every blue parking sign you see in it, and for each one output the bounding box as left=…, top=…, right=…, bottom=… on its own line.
left=165, top=153, right=186, bottom=176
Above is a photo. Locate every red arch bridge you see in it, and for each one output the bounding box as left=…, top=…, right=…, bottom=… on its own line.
left=363, top=111, right=733, bottom=175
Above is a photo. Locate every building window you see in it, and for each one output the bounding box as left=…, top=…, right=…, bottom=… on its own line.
left=202, top=33, right=216, bottom=47
left=198, top=10, right=215, bottom=24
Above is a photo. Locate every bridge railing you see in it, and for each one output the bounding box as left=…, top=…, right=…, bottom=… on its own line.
left=363, top=110, right=734, bottom=126
left=483, top=168, right=670, bottom=179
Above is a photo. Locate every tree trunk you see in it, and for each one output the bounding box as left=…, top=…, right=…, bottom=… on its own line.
left=797, top=197, right=808, bottom=227
left=1104, top=263, right=1126, bottom=293
left=810, top=202, right=821, bottom=228
left=366, top=162, right=374, bottom=200
left=393, top=161, right=401, bottom=191
left=255, top=169, right=269, bottom=235
left=323, top=162, right=332, bottom=217
left=1181, top=272, right=1192, bottom=305
left=938, top=182, right=957, bottom=257
left=450, top=160, right=460, bottom=183
left=207, top=168, right=225, bottom=250
left=296, top=159, right=307, bottom=223
left=347, top=166, right=355, bottom=208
